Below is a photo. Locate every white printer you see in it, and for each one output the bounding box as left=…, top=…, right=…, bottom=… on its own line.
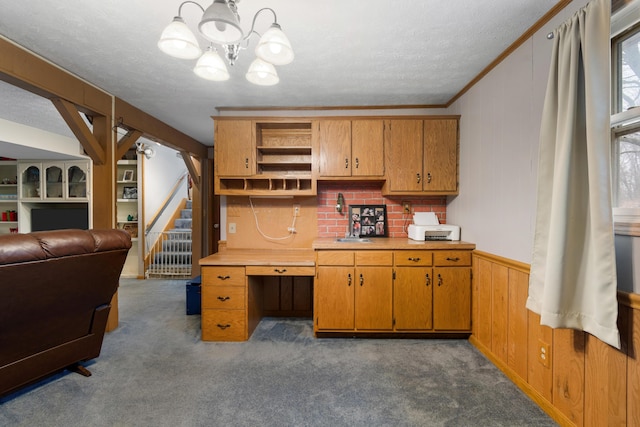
left=407, top=212, right=460, bottom=241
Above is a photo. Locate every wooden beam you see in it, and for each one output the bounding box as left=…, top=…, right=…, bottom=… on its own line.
left=114, top=97, right=208, bottom=159
left=116, top=129, right=143, bottom=161
left=51, top=98, right=106, bottom=165
left=0, top=36, right=111, bottom=115
left=180, top=151, right=201, bottom=189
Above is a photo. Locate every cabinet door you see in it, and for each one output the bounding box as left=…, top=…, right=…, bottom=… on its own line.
left=215, top=120, right=254, bottom=176
left=394, top=267, right=433, bottom=330
left=316, top=266, right=354, bottom=330
left=423, top=119, right=458, bottom=192
left=433, top=267, right=471, bottom=331
left=351, top=120, right=384, bottom=177
left=355, top=266, right=393, bottom=330
left=44, top=163, right=64, bottom=199
left=318, top=120, right=351, bottom=177
left=386, top=120, right=423, bottom=192
left=65, top=162, right=89, bottom=200
left=18, top=162, right=42, bottom=199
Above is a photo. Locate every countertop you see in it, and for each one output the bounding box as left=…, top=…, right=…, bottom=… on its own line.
left=199, top=249, right=316, bottom=266
left=312, top=237, right=476, bottom=251
left=199, top=239, right=475, bottom=267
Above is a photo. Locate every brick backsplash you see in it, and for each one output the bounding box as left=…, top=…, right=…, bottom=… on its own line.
left=317, top=182, right=447, bottom=238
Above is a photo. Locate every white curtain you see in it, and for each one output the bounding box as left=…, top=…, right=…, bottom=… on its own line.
left=527, top=0, right=620, bottom=349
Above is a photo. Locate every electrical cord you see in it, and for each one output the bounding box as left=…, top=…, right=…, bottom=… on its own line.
left=249, top=197, right=297, bottom=241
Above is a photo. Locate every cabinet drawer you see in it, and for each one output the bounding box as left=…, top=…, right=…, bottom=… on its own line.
left=394, top=251, right=433, bottom=266
left=355, top=251, right=393, bottom=266
left=317, top=251, right=354, bottom=266
left=202, top=286, right=245, bottom=310
left=202, top=267, right=245, bottom=286
left=201, top=309, right=246, bottom=341
left=433, top=251, right=471, bottom=266
left=245, top=266, right=315, bottom=276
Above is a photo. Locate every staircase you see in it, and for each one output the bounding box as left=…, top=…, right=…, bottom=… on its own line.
left=146, top=200, right=192, bottom=278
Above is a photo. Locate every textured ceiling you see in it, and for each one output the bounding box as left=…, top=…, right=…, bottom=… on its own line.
left=0, top=0, right=560, bottom=150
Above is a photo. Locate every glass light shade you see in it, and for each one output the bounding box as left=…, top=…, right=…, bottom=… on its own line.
left=158, top=16, right=202, bottom=59
left=194, top=47, right=230, bottom=81
left=245, top=58, right=279, bottom=86
left=198, top=0, right=244, bottom=44
left=255, top=23, right=294, bottom=65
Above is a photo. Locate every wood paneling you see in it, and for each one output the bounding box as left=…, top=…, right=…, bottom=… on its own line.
left=584, top=332, right=627, bottom=426
left=553, top=329, right=584, bottom=426
left=507, top=269, right=529, bottom=379
left=475, top=257, right=493, bottom=347
left=472, top=252, right=640, bottom=427
left=491, top=263, right=509, bottom=361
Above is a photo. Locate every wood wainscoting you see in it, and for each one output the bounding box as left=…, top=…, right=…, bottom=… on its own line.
left=471, top=250, right=640, bottom=427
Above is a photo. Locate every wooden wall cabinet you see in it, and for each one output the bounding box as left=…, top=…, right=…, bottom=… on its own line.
left=382, top=117, right=459, bottom=195
left=214, top=120, right=254, bottom=177
left=214, top=119, right=315, bottom=195
left=213, top=115, right=458, bottom=196
left=317, top=119, right=384, bottom=178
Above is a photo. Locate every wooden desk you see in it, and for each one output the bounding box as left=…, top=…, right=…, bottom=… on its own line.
left=199, top=249, right=315, bottom=341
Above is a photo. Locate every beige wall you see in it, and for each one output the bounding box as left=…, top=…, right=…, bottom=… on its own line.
left=447, top=0, right=590, bottom=264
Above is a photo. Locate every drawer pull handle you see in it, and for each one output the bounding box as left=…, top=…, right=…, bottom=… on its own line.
left=416, top=173, right=421, bottom=183
left=446, top=257, right=460, bottom=262
left=345, top=158, right=349, bottom=169
left=359, top=273, right=364, bottom=286
left=347, top=273, right=352, bottom=286
left=408, top=257, right=421, bottom=262
left=217, top=324, right=231, bottom=330
left=427, top=172, right=432, bottom=183
left=425, top=273, right=431, bottom=286
left=217, top=275, right=231, bottom=280
left=274, top=268, right=287, bottom=274
left=217, top=296, right=230, bottom=301
left=437, top=274, right=443, bottom=286
left=355, top=158, right=359, bottom=169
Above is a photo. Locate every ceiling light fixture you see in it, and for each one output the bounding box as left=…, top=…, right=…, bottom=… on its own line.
left=158, top=0, right=294, bottom=86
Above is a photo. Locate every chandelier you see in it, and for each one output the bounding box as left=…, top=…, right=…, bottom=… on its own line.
left=158, top=0, right=294, bottom=86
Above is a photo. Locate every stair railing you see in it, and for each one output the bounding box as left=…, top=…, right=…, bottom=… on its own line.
left=144, top=172, right=188, bottom=236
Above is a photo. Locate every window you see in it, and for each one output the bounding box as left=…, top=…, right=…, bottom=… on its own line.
left=612, top=2, right=640, bottom=230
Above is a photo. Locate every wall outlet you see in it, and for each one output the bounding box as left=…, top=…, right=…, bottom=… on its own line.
left=402, top=201, right=412, bottom=214
left=228, top=222, right=236, bottom=234
left=538, top=339, right=551, bottom=368
left=293, top=204, right=301, bottom=217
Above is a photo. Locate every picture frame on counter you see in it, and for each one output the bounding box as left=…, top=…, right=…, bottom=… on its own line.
left=349, top=204, right=387, bottom=237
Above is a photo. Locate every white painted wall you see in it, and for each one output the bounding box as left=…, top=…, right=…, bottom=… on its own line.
left=447, top=0, right=590, bottom=264
left=0, top=118, right=86, bottom=159
left=143, top=143, right=189, bottom=236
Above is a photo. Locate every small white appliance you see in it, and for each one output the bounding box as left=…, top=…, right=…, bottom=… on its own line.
left=407, top=212, right=460, bottom=241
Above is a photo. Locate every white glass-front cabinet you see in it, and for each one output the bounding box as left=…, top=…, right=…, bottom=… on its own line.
left=19, top=161, right=90, bottom=201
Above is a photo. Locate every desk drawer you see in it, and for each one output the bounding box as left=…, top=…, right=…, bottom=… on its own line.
left=201, top=309, right=246, bottom=341
left=202, top=266, right=245, bottom=287
left=245, top=266, right=315, bottom=276
left=202, top=286, right=245, bottom=309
